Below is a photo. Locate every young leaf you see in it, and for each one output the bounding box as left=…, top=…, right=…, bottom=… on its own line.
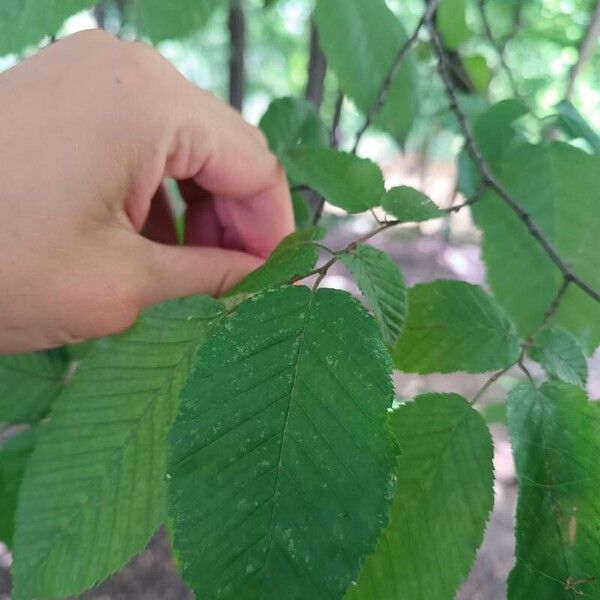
left=11, top=296, right=225, bottom=600
left=168, top=286, right=396, bottom=600
left=348, top=394, right=494, bottom=600
left=0, top=349, right=69, bottom=423
left=138, top=0, right=220, bottom=43
left=381, top=186, right=444, bottom=223
left=314, top=0, right=418, bottom=142
left=259, top=97, right=329, bottom=157
left=472, top=141, right=600, bottom=352
left=393, top=280, right=520, bottom=373
left=507, top=381, right=600, bottom=599
left=0, top=427, right=37, bottom=547
left=281, top=146, right=385, bottom=214
left=339, top=245, right=407, bottom=347
left=528, top=328, right=588, bottom=387
left=229, top=227, right=324, bottom=295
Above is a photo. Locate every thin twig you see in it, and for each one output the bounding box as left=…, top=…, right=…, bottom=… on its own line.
left=228, top=0, right=246, bottom=111
left=428, top=20, right=600, bottom=304
left=305, top=20, right=328, bottom=109
left=352, top=0, right=441, bottom=153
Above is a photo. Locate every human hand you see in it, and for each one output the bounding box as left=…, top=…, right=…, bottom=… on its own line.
left=0, top=29, right=293, bottom=354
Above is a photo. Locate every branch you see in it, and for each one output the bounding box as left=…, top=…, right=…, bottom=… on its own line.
left=352, top=0, right=441, bottom=153
left=477, top=0, right=518, bottom=94
left=428, top=20, right=600, bottom=304
left=305, top=20, right=328, bottom=109
left=228, top=0, right=246, bottom=111
left=566, top=0, right=600, bottom=99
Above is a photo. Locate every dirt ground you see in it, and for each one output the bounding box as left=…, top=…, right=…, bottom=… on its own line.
left=1, top=222, right=598, bottom=600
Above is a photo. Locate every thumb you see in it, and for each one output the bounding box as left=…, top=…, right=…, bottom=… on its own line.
left=135, top=239, right=263, bottom=307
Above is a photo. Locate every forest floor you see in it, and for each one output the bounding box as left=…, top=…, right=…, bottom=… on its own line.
left=1, top=215, right=598, bottom=600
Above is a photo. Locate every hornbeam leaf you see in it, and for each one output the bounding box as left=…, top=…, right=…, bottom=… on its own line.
left=528, top=328, right=588, bottom=387
left=339, top=245, right=407, bottom=347
left=314, top=0, right=418, bottom=142
left=381, top=186, right=444, bottom=223
left=0, top=427, right=38, bottom=547
left=281, top=146, right=386, bottom=214
left=348, top=394, right=494, bottom=600
left=168, top=286, right=396, bottom=600
left=230, top=227, right=324, bottom=295
left=11, top=296, right=224, bottom=600
left=507, top=381, right=600, bottom=599
left=393, top=280, right=520, bottom=373
left=0, top=349, right=69, bottom=423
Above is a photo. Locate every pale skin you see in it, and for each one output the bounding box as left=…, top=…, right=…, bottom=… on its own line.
left=0, top=29, right=294, bottom=355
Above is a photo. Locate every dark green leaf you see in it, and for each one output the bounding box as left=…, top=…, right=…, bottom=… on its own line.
left=0, top=427, right=37, bottom=547
left=259, top=97, right=329, bottom=157
left=0, top=349, right=69, bottom=423
left=381, top=186, right=444, bottom=223
left=481, top=401, right=507, bottom=425
left=555, top=99, right=600, bottom=152
left=229, top=227, right=324, bottom=295
left=507, top=381, right=600, bottom=599
left=314, top=0, right=418, bottom=142
left=168, top=286, right=396, bottom=600
left=339, top=245, right=407, bottom=347
left=348, top=394, right=494, bottom=600
left=12, top=296, right=224, bottom=600
left=282, top=146, right=385, bottom=214
left=291, top=192, right=312, bottom=230
left=528, top=328, right=587, bottom=387
left=393, top=280, right=521, bottom=374
left=473, top=142, right=600, bottom=352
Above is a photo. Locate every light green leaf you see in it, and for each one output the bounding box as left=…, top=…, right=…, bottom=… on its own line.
left=507, top=381, right=600, bottom=599
left=348, top=393, right=494, bottom=600
left=0, top=349, right=69, bottom=423
left=339, top=245, right=407, bottom=347
left=0, top=1, right=94, bottom=56
left=259, top=97, right=329, bottom=157
left=393, top=280, right=520, bottom=374
left=555, top=99, right=600, bottom=153
left=12, top=296, right=225, bottom=600
left=464, top=55, right=491, bottom=93
left=314, top=0, right=418, bottom=142
left=528, top=329, right=588, bottom=387
left=229, top=227, right=324, bottom=295
left=473, top=142, right=600, bottom=352
left=437, top=0, right=470, bottom=50
left=138, top=0, right=220, bottom=43
left=168, top=286, right=396, bottom=600
left=381, top=186, right=444, bottom=223
left=282, top=146, right=385, bottom=214
left=0, top=427, right=37, bottom=547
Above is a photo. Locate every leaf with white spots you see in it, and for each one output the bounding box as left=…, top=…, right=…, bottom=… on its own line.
left=168, top=286, right=397, bottom=600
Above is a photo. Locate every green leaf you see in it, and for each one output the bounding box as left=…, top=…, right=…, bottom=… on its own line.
left=393, top=280, right=520, bottom=374
left=0, top=1, right=94, bottom=56
left=507, top=381, right=600, bottom=599
left=11, top=296, right=225, bottom=600
left=528, top=329, right=588, bottom=387
left=281, top=146, right=385, bottom=214
left=138, top=0, right=220, bottom=43
left=555, top=99, right=600, bottom=153
left=314, top=0, right=418, bottom=142
left=168, top=286, right=396, bottom=600
left=0, top=427, right=37, bottom=547
left=472, top=142, right=600, bottom=352
left=229, top=227, right=324, bottom=295
left=348, top=394, right=494, bottom=600
left=291, top=192, right=312, bottom=230
left=339, top=245, right=407, bottom=347
left=0, top=349, right=69, bottom=423
left=481, top=401, right=507, bottom=425
left=381, top=186, right=444, bottom=223
left=437, top=0, right=470, bottom=50
left=464, top=55, right=491, bottom=93
left=259, top=97, right=329, bottom=157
